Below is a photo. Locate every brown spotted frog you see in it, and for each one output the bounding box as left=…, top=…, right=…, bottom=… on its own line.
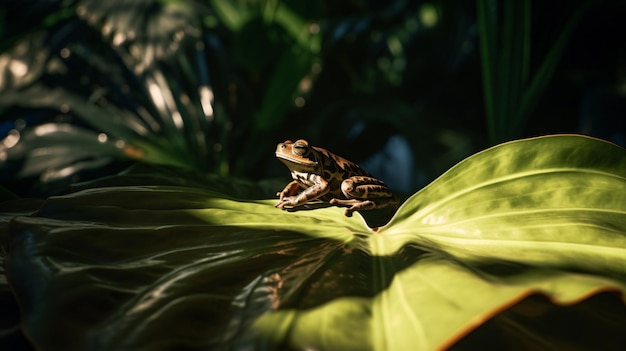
left=275, top=139, right=398, bottom=216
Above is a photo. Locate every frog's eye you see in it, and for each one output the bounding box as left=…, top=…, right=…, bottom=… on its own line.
left=293, top=140, right=309, bottom=156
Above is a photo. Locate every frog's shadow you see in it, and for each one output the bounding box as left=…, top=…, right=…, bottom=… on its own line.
left=279, top=201, right=397, bottom=227
left=281, top=201, right=333, bottom=212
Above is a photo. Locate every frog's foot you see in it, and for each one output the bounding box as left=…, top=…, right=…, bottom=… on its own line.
left=329, top=198, right=376, bottom=217
left=275, top=196, right=299, bottom=209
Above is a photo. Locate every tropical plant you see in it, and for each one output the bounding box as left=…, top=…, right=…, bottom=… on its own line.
left=0, top=0, right=481, bottom=195
left=0, top=0, right=232, bottom=185
left=2, top=134, right=625, bottom=350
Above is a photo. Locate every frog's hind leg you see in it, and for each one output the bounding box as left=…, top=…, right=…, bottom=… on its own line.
left=329, top=198, right=375, bottom=217
left=341, top=176, right=391, bottom=199
left=329, top=176, right=398, bottom=216
left=331, top=198, right=399, bottom=216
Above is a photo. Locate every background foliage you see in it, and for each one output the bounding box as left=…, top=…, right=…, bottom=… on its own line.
left=0, top=0, right=624, bottom=197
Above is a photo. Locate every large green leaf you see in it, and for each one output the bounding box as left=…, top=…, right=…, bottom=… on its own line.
left=4, top=135, right=626, bottom=350
left=383, top=134, right=626, bottom=272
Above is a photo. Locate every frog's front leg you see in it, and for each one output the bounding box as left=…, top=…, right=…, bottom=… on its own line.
left=276, top=180, right=301, bottom=200
left=275, top=177, right=329, bottom=209
left=329, top=176, right=397, bottom=216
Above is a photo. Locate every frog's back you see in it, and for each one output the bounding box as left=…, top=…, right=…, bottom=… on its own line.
left=313, top=146, right=371, bottom=178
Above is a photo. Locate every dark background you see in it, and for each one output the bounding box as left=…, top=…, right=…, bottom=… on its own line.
left=0, top=0, right=624, bottom=197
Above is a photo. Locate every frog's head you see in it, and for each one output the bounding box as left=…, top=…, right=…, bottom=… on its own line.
left=275, top=139, right=319, bottom=169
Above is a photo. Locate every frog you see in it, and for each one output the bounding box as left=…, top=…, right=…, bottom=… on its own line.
left=275, top=139, right=398, bottom=216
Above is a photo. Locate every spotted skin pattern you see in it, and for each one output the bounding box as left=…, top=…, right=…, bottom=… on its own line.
left=275, top=139, right=398, bottom=216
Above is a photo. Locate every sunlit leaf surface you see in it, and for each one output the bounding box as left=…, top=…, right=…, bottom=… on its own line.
left=5, top=135, right=626, bottom=350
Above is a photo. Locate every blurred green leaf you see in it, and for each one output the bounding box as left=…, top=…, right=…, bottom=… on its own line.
left=477, top=0, right=593, bottom=144
left=0, top=2, right=219, bottom=181
left=41, top=6, right=74, bottom=28
left=0, top=121, right=197, bottom=181
left=254, top=47, right=312, bottom=131
left=209, top=0, right=248, bottom=31
left=224, top=0, right=320, bottom=132
left=0, top=187, right=17, bottom=201
left=271, top=2, right=320, bottom=54
left=234, top=17, right=288, bottom=72
left=4, top=135, right=626, bottom=350
left=518, top=1, right=593, bottom=128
